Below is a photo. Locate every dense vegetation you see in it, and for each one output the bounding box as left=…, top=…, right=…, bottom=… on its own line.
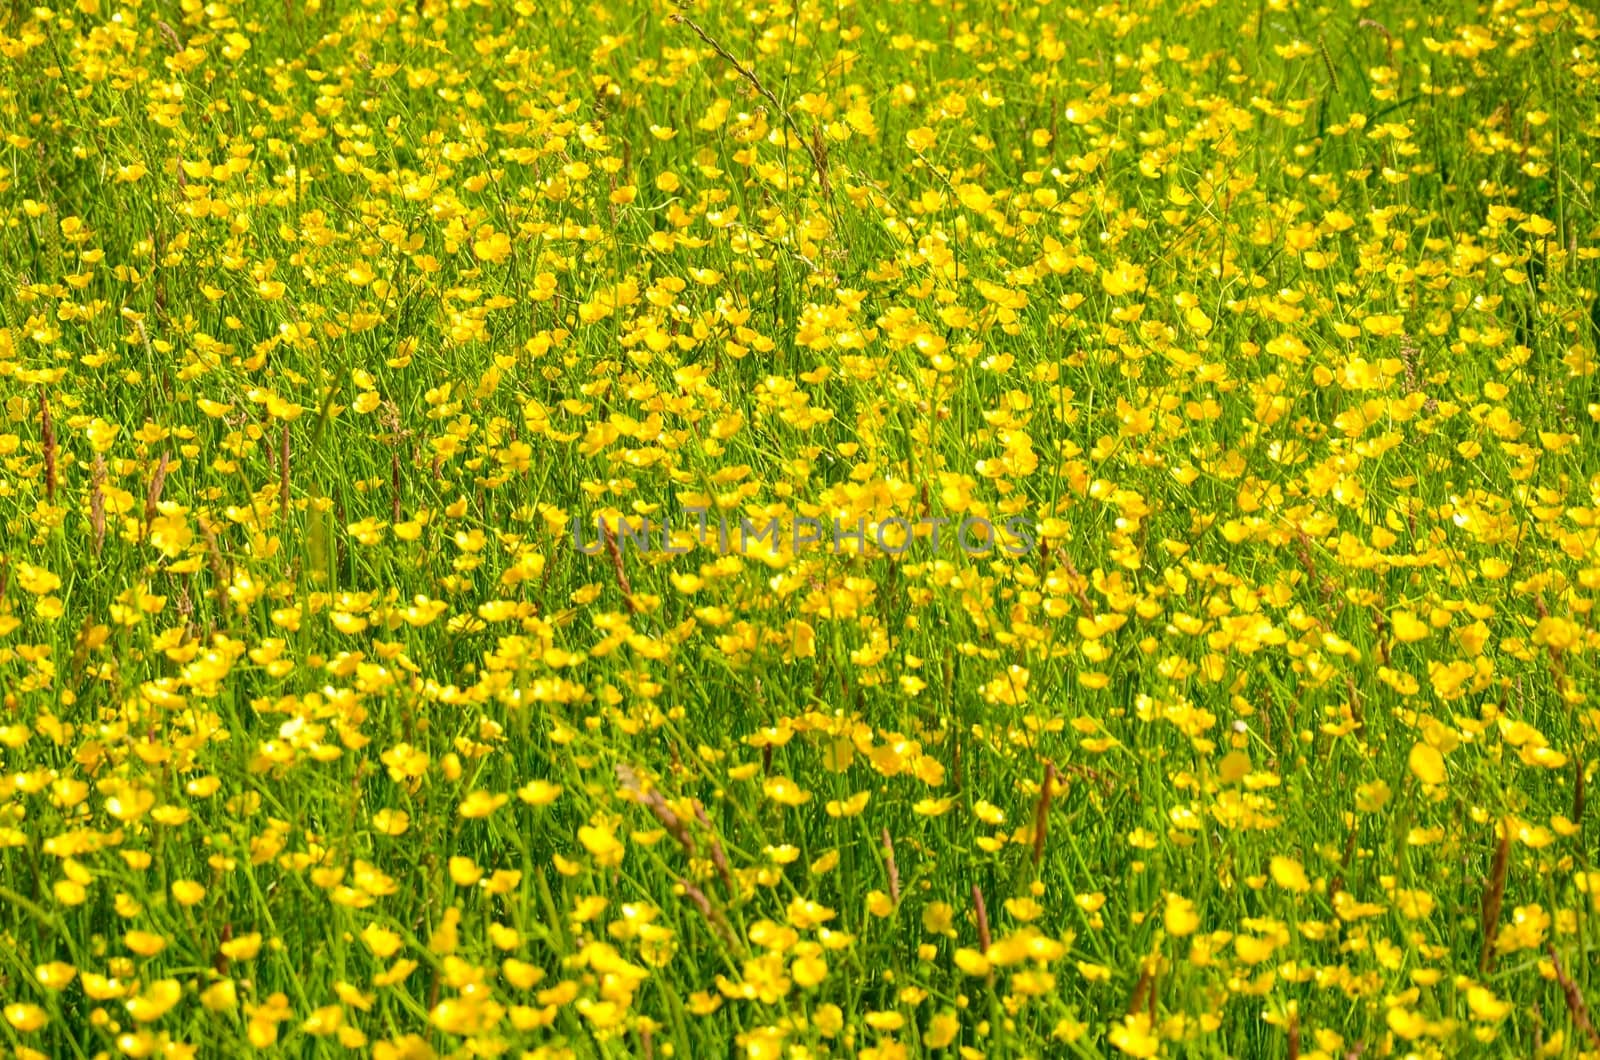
left=3, top=0, right=1600, bottom=1055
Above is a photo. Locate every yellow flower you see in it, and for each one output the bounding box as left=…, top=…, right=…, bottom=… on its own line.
left=763, top=777, right=812, bottom=807
left=264, top=393, right=302, bottom=420
left=1163, top=893, right=1200, bottom=936
left=1355, top=779, right=1392, bottom=812
left=578, top=824, right=625, bottom=867
left=302, top=1004, right=345, bottom=1036
left=1408, top=742, right=1447, bottom=785
left=34, top=962, right=76, bottom=990
left=125, top=979, right=182, bottom=1023
left=1269, top=856, right=1311, bottom=894
left=84, top=417, right=119, bottom=452
left=1391, top=610, right=1430, bottom=643
left=1109, top=1013, right=1160, bottom=1057
left=1101, top=260, right=1148, bottom=297
left=925, top=1011, right=960, bottom=1048
left=825, top=791, right=870, bottom=817
left=361, top=923, right=403, bottom=959
left=518, top=780, right=562, bottom=806
left=1467, top=986, right=1511, bottom=1021
left=810, top=850, right=840, bottom=875
left=201, top=980, right=238, bottom=1012
left=1386, top=1006, right=1427, bottom=1040
left=1234, top=934, right=1278, bottom=964
left=474, top=231, right=512, bottom=263
left=953, top=949, right=990, bottom=976
left=791, top=952, right=828, bottom=988
left=458, top=790, right=509, bottom=818
left=15, top=563, right=60, bottom=595
left=124, top=930, right=167, bottom=957
left=82, top=975, right=127, bottom=1001
left=372, top=809, right=410, bottom=836
left=449, top=856, right=483, bottom=886
left=956, top=183, right=992, bottom=212
left=171, top=880, right=206, bottom=906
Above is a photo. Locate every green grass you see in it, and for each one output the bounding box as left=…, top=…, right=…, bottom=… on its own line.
left=2, top=0, right=1600, bottom=1056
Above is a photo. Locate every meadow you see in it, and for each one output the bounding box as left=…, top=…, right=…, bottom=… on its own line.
left=1, top=0, right=1599, bottom=1055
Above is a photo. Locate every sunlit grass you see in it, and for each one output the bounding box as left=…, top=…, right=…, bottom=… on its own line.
left=1, top=0, right=1600, bottom=1057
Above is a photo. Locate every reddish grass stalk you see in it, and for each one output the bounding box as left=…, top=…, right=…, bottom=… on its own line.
left=1032, top=761, right=1057, bottom=868
left=90, top=454, right=106, bottom=555
left=199, top=515, right=230, bottom=616
left=882, top=828, right=900, bottom=905
left=617, top=764, right=693, bottom=857
left=1343, top=674, right=1365, bottom=735
left=1576, top=762, right=1587, bottom=830
left=972, top=884, right=991, bottom=952
left=1127, top=965, right=1153, bottom=1015
left=1478, top=824, right=1510, bottom=973
left=1061, top=557, right=1095, bottom=617
left=1330, top=823, right=1359, bottom=898
left=279, top=424, right=291, bottom=521
left=1371, top=606, right=1391, bottom=667
left=1534, top=594, right=1569, bottom=683
left=1359, top=18, right=1395, bottom=72
left=391, top=446, right=403, bottom=524
left=601, top=522, right=638, bottom=614
left=1548, top=945, right=1600, bottom=1052
left=678, top=879, right=738, bottom=949
left=39, top=392, right=55, bottom=503
left=693, top=801, right=733, bottom=890
left=669, top=14, right=831, bottom=196
left=144, top=451, right=170, bottom=526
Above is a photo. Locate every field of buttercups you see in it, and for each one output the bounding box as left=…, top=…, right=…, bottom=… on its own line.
left=2, top=0, right=1600, bottom=1056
